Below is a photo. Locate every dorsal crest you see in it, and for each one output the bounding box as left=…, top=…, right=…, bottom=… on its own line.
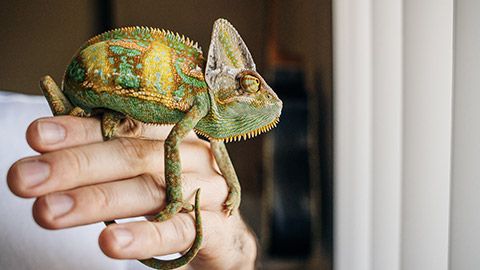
left=81, top=26, right=202, bottom=54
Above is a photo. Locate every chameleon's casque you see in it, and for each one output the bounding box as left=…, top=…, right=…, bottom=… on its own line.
left=40, top=18, right=282, bottom=269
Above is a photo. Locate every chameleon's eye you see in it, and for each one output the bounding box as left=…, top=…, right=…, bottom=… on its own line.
left=240, top=74, right=261, bottom=93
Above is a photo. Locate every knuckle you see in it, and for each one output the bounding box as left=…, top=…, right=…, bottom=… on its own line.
left=147, top=221, right=166, bottom=249
left=180, top=175, right=195, bottom=198
left=114, top=138, right=161, bottom=172
left=61, top=148, right=91, bottom=179
left=139, top=173, right=165, bottom=203
left=174, top=216, right=195, bottom=242
left=149, top=215, right=194, bottom=248
left=114, top=138, right=148, bottom=171
left=117, top=117, right=145, bottom=138
left=78, top=117, right=99, bottom=142
left=85, top=184, right=115, bottom=211
left=115, top=137, right=147, bottom=160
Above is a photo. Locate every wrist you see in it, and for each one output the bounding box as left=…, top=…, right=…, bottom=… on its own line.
left=190, top=212, right=257, bottom=270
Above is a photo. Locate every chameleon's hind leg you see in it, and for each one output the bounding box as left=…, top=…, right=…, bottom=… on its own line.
left=101, top=110, right=125, bottom=139
left=39, top=75, right=74, bottom=115
left=210, top=140, right=241, bottom=216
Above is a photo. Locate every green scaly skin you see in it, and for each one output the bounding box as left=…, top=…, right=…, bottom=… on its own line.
left=39, top=18, right=282, bottom=269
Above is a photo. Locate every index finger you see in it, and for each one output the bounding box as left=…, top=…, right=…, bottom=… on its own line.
left=27, top=116, right=103, bottom=153
left=26, top=115, right=197, bottom=153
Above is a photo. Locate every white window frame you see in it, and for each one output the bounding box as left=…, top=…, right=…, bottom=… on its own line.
left=333, top=1, right=454, bottom=270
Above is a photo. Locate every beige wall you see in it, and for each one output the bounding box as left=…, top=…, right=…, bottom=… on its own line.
left=0, top=0, right=331, bottom=98
left=0, top=1, right=98, bottom=95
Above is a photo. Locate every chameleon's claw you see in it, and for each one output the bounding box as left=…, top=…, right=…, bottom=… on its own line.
left=101, top=110, right=125, bottom=139
left=154, top=200, right=195, bottom=222
left=224, top=207, right=234, bottom=217
left=181, top=200, right=195, bottom=212
left=68, top=107, right=89, bottom=117
left=223, top=190, right=240, bottom=217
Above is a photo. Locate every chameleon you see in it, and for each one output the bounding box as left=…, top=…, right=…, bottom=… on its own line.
left=39, top=18, right=282, bottom=269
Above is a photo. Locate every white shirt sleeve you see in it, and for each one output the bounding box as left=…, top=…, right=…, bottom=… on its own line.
left=0, top=91, right=129, bottom=270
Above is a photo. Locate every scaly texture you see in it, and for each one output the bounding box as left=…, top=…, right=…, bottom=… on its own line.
left=39, top=18, right=282, bottom=269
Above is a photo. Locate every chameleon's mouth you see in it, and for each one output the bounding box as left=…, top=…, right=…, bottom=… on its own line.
left=195, top=116, right=280, bottom=142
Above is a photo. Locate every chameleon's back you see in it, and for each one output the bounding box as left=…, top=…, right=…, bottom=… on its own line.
left=62, top=27, right=209, bottom=124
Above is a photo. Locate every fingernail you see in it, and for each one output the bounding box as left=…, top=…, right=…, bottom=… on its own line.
left=17, top=160, right=50, bottom=188
left=46, top=193, right=74, bottom=217
left=38, top=121, right=66, bottom=144
left=112, top=228, right=134, bottom=248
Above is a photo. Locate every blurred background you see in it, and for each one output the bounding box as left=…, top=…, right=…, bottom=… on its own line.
left=0, top=1, right=333, bottom=269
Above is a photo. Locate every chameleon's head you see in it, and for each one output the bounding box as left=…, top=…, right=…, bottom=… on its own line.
left=201, top=18, right=283, bottom=142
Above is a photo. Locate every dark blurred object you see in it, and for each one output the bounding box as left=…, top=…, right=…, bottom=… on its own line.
left=94, top=0, right=114, bottom=34
left=268, top=84, right=311, bottom=257
left=262, top=0, right=312, bottom=259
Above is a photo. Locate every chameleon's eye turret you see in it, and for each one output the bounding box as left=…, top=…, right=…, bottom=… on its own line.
left=239, top=74, right=260, bottom=93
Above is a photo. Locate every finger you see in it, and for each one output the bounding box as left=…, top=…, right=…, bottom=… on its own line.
left=32, top=172, right=228, bottom=230
left=99, top=216, right=198, bottom=260
left=98, top=211, right=252, bottom=266
left=8, top=137, right=213, bottom=198
left=27, top=116, right=199, bottom=153
left=99, top=210, right=228, bottom=260
left=26, top=116, right=104, bottom=153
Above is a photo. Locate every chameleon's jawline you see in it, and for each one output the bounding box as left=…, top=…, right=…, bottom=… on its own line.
left=195, top=116, right=280, bottom=142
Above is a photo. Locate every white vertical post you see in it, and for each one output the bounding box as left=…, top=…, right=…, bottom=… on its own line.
left=371, top=0, right=403, bottom=269
left=333, top=0, right=373, bottom=269
left=401, top=1, right=454, bottom=269
left=334, top=1, right=454, bottom=270
left=334, top=0, right=404, bottom=270
left=449, top=1, right=480, bottom=269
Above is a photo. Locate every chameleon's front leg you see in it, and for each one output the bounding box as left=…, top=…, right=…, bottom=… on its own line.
left=210, top=140, right=241, bottom=216
left=155, top=105, right=207, bottom=221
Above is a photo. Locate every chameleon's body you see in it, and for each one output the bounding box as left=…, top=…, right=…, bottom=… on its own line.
left=40, top=19, right=282, bottom=269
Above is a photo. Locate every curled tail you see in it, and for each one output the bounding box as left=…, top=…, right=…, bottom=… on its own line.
left=39, top=75, right=74, bottom=115
left=105, top=188, right=203, bottom=270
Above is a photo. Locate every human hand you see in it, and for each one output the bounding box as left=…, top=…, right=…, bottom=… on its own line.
left=7, top=116, right=257, bottom=269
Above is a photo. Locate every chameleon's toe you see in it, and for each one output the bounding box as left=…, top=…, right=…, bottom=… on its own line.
left=154, top=200, right=185, bottom=222
left=224, top=190, right=241, bottom=216
left=68, top=107, right=88, bottom=117
left=101, top=111, right=125, bottom=139
left=181, top=200, right=195, bottom=212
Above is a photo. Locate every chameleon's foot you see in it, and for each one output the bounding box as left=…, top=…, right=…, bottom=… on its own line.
left=154, top=200, right=194, bottom=222
left=180, top=200, right=195, bottom=212
left=102, top=110, right=125, bottom=139
left=224, top=188, right=241, bottom=216
left=140, top=189, right=203, bottom=269
left=68, top=107, right=88, bottom=117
